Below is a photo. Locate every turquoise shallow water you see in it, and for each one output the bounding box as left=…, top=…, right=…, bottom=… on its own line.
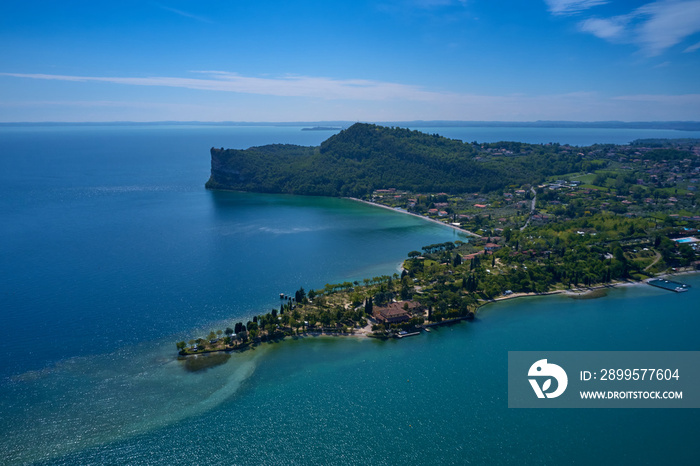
left=1, top=125, right=699, bottom=464
left=6, top=275, right=697, bottom=465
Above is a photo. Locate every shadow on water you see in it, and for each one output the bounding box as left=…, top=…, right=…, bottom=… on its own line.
left=179, top=352, right=231, bottom=372
left=208, top=189, right=336, bottom=209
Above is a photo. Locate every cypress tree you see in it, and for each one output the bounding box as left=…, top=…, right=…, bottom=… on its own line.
left=365, top=297, right=373, bottom=315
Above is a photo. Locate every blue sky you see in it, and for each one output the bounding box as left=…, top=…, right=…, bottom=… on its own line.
left=1, top=0, right=699, bottom=122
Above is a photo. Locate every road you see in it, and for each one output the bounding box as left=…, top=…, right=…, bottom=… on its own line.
left=520, top=186, right=537, bottom=231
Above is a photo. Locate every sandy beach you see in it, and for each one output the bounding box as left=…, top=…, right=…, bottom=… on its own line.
left=477, top=271, right=699, bottom=309
left=345, top=197, right=482, bottom=237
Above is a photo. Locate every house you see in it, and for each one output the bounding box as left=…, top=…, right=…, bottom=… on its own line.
left=463, top=251, right=485, bottom=261
left=484, top=243, right=501, bottom=252
left=373, top=301, right=423, bottom=323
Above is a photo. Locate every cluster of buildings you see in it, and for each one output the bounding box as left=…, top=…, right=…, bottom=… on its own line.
left=372, top=300, right=424, bottom=324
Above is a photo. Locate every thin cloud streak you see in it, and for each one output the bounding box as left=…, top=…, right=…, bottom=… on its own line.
left=0, top=72, right=601, bottom=109
left=578, top=0, right=700, bottom=56
left=612, top=93, right=700, bottom=103
left=684, top=41, right=700, bottom=52
left=1, top=72, right=698, bottom=121
left=157, top=4, right=214, bottom=23
left=0, top=71, right=453, bottom=102
left=544, top=0, right=608, bottom=16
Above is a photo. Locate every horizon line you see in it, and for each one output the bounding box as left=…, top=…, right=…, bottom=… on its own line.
left=2, top=120, right=700, bottom=126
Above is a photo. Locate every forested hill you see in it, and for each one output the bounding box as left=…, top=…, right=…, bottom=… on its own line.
left=205, top=123, right=605, bottom=196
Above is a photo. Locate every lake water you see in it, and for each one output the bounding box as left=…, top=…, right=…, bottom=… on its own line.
left=1, top=125, right=699, bottom=464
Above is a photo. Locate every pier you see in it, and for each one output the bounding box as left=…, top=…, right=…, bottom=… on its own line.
left=424, top=315, right=474, bottom=328
left=648, top=278, right=690, bottom=293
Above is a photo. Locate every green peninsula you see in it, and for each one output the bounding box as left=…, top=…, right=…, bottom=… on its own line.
left=206, top=123, right=589, bottom=196
left=187, top=124, right=700, bottom=358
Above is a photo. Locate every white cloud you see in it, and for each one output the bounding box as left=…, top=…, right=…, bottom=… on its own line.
left=157, top=4, right=213, bottom=23
left=684, top=40, right=700, bottom=52
left=579, top=15, right=629, bottom=40
left=0, top=71, right=449, bottom=102
left=377, top=0, right=468, bottom=16
left=577, top=0, right=700, bottom=56
left=1, top=72, right=698, bottom=121
left=411, top=0, right=467, bottom=7
left=544, top=0, right=608, bottom=16
left=613, top=93, right=700, bottom=104
left=637, top=1, right=700, bottom=55
left=386, top=0, right=467, bottom=8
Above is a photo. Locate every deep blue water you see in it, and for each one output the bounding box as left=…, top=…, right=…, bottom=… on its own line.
left=0, top=125, right=466, bottom=376
left=1, top=125, right=699, bottom=465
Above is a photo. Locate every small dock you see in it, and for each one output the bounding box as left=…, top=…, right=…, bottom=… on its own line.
left=648, top=278, right=690, bottom=293
left=395, top=331, right=421, bottom=339
left=424, top=315, right=473, bottom=328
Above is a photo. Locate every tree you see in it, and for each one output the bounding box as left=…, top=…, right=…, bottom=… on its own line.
left=679, top=244, right=695, bottom=265
left=225, top=327, right=234, bottom=336
left=400, top=283, right=411, bottom=300
left=176, top=341, right=186, bottom=351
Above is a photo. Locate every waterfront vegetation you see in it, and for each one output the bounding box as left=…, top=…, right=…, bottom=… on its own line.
left=182, top=125, right=700, bottom=357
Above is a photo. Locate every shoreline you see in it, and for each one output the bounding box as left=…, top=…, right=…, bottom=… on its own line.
left=179, top=271, right=698, bottom=358
left=345, top=197, right=482, bottom=237
left=476, top=270, right=699, bottom=311
left=184, top=197, right=699, bottom=358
